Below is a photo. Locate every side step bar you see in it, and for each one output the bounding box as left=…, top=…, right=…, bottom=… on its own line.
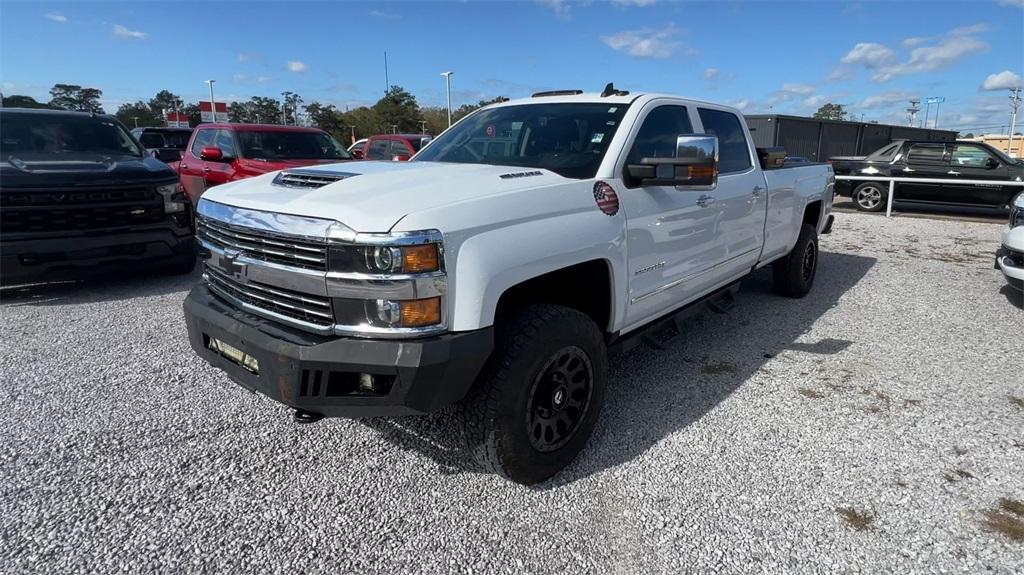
left=608, top=282, right=740, bottom=354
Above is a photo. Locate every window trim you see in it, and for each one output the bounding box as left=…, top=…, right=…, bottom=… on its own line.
left=695, top=107, right=754, bottom=175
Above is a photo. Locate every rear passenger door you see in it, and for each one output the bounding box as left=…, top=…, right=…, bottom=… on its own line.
left=694, top=107, right=766, bottom=277
left=898, top=143, right=949, bottom=203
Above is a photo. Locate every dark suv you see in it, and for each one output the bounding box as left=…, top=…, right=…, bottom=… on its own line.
left=0, top=109, right=195, bottom=285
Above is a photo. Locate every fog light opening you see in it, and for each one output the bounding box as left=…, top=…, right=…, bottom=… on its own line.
left=358, top=373, right=375, bottom=392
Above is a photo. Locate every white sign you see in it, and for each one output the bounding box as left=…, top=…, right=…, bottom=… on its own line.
left=200, top=111, right=229, bottom=123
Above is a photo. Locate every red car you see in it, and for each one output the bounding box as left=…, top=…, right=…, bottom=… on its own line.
left=179, top=123, right=352, bottom=204
left=362, top=134, right=433, bottom=161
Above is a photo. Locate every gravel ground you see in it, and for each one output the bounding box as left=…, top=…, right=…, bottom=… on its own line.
left=1, top=212, right=1021, bottom=574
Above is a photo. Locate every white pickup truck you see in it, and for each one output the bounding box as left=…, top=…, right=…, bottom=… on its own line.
left=183, top=87, right=835, bottom=484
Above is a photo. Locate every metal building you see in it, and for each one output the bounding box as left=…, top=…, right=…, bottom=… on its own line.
left=744, top=114, right=958, bottom=161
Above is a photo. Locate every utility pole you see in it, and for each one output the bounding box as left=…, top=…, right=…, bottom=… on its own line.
left=1009, top=86, right=1022, bottom=158
left=384, top=52, right=389, bottom=95
left=204, top=79, right=216, bottom=123
left=907, top=99, right=920, bottom=127
left=441, top=71, right=454, bottom=127
left=132, top=116, right=139, bottom=128
left=420, top=120, right=427, bottom=134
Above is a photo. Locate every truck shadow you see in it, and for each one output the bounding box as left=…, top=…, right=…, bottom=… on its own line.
left=361, top=250, right=877, bottom=486
left=0, top=265, right=201, bottom=307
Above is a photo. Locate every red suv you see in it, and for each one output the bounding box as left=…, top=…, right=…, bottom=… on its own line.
left=179, top=123, right=352, bottom=204
left=363, top=134, right=433, bottom=161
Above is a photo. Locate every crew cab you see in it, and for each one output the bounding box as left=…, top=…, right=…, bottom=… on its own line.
left=1, top=109, right=194, bottom=285
left=182, top=88, right=834, bottom=483
left=178, top=123, right=352, bottom=204
left=832, top=140, right=1024, bottom=212
left=362, top=134, right=433, bottom=161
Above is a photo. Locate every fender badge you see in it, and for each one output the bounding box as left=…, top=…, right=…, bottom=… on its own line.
left=593, top=181, right=619, bottom=216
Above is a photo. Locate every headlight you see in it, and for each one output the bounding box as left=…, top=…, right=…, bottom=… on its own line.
left=332, top=296, right=443, bottom=329
left=156, top=182, right=186, bottom=213
left=1009, top=193, right=1024, bottom=228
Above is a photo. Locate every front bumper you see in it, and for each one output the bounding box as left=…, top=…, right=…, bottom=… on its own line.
left=996, top=246, right=1024, bottom=292
left=183, top=285, right=494, bottom=417
left=1, top=218, right=194, bottom=285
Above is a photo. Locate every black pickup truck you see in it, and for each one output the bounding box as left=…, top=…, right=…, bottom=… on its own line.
left=832, top=140, right=1023, bottom=212
left=0, top=108, right=195, bottom=285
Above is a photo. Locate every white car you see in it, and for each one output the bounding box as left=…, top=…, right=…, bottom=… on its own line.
left=183, top=87, right=835, bottom=483
left=997, top=192, right=1024, bottom=294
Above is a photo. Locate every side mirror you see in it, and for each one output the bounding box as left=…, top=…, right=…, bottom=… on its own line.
left=986, top=157, right=1000, bottom=169
left=626, top=134, right=718, bottom=188
left=392, top=154, right=411, bottom=162
left=200, top=147, right=225, bottom=161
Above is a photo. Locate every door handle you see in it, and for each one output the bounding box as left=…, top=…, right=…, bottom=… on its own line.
left=947, top=170, right=960, bottom=175
left=203, top=167, right=211, bottom=173
left=180, top=164, right=188, bottom=169
left=752, top=185, right=764, bottom=197
left=696, top=194, right=713, bottom=207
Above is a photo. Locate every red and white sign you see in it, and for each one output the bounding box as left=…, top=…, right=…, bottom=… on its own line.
left=199, top=101, right=229, bottom=123
left=165, top=111, right=190, bottom=128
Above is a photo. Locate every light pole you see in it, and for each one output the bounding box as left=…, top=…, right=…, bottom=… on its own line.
left=348, top=125, right=356, bottom=145
left=131, top=116, right=140, bottom=128
left=420, top=120, right=427, bottom=134
left=440, top=71, right=453, bottom=127
left=204, top=79, right=216, bottom=123
left=1009, top=86, right=1021, bottom=159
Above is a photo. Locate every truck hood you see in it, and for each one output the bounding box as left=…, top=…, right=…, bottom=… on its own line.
left=203, top=161, right=567, bottom=232
left=0, top=153, right=177, bottom=188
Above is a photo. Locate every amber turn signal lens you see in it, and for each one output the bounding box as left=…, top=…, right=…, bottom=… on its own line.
left=688, top=166, right=717, bottom=179
left=400, top=297, right=441, bottom=327
left=402, top=244, right=440, bottom=273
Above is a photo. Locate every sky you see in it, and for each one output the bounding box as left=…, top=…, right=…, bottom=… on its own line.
left=1, top=0, right=1022, bottom=134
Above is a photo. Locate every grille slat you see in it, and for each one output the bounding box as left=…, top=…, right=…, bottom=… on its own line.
left=196, top=215, right=327, bottom=271
left=0, top=187, right=162, bottom=234
left=205, top=265, right=334, bottom=326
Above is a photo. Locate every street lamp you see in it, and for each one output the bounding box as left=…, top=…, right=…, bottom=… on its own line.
left=440, top=71, right=453, bottom=128
left=131, top=116, right=140, bottom=128
left=420, top=120, right=427, bottom=134
left=204, top=79, right=216, bottom=123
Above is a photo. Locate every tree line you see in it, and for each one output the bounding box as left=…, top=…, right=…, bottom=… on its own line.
left=1, top=83, right=503, bottom=143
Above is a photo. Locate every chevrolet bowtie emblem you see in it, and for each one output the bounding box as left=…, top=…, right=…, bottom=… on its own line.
left=220, top=248, right=246, bottom=278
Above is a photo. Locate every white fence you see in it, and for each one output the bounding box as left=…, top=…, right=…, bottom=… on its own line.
left=834, top=175, right=1024, bottom=217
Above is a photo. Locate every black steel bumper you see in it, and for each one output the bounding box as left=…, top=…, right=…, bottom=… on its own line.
left=183, top=285, right=494, bottom=417
left=0, top=219, right=194, bottom=285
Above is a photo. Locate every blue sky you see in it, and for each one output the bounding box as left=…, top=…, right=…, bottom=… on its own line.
left=1, top=0, right=1022, bottom=133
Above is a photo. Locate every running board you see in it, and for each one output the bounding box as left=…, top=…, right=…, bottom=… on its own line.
left=609, top=282, right=740, bottom=354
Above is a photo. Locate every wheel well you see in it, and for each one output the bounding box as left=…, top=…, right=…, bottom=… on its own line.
left=803, top=200, right=822, bottom=229
left=495, top=260, right=613, bottom=333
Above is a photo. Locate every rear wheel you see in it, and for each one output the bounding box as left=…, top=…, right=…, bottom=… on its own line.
left=772, top=224, right=818, bottom=298
left=853, top=182, right=886, bottom=212
left=460, top=304, right=607, bottom=484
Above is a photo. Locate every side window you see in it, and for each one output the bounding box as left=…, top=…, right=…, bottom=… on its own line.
left=906, top=144, right=946, bottom=165
left=950, top=144, right=993, bottom=167
left=191, top=129, right=215, bottom=156
left=626, top=106, right=693, bottom=165
left=214, top=130, right=237, bottom=158
left=697, top=108, right=752, bottom=173
left=366, top=138, right=391, bottom=160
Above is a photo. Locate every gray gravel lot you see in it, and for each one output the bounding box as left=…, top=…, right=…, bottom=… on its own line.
left=1, top=212, right=1021, bottom=574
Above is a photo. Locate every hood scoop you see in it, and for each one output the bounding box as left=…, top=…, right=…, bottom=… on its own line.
left=7, top=155, right=117, bottom=174
left=273, top=169, right=360, bottom=189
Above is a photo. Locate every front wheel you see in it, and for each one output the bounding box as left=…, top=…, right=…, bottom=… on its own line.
left=460, top=304, right=607, bottom=484
left=852, top=182, right=887, bottom=212
left=772, top=223, right=819, bottom=298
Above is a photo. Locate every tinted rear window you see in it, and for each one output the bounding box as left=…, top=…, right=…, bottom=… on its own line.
left=236, top=130, right=350, bottom=160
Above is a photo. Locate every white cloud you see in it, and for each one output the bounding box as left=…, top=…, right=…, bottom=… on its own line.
left=902, top=36, right=928, bottom=47
left=781, top=83, right=815, bottom=95
left=803, top=95, right=828, bottom=108
left=873, top=35, right=987, bottom=81
left=981, top=70, right=1022, bottom=91
left=287, top=60, right=308, bottom=72
left=826, top=67, right=854, bottom=82
left=45, top=12, right=67, bottom=23
left=369, top=9, right=401, bottom=19
left=731, top=99, right=749, bottom=111
left=611, top=0, right=657, bottom=6
left=949, top=23, right=988, bottom=36
left=113, top=24, right=147, bottom=40
left=857, top=90, right=918, bottom=109
left=703, top=68, right=719, bottom=80
left=237, top=53, right=251, bottom=62
left=840, top=42, right=896, bottom=68
left=257, top=76, right=272, bottom=84
left=996, top=0, right=1023, bottom=6
left=601, top=25, right=682, bottom=59
left=536, top=0, right=574, bottom=19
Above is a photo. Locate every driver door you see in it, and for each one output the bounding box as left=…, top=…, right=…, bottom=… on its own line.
left=617, top=103, right=725, bottom=330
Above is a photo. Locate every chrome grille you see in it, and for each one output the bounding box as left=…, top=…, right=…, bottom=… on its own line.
left=273, top=171, right=353, bottom=189
left=205, top=264, right=334, bottom=327
left=196, top=215, right=327, bottom=271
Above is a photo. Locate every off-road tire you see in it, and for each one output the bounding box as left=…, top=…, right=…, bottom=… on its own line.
left=460, top=304, right=607, bottom=484
left=852, top=182, right=887, bottom=212
left=772, top=223, right=818, bottom=298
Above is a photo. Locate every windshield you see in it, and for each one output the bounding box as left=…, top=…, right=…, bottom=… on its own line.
left=237, top=130, right=351, bottom=160
left=414, top=102, right=630, bottom=179
left=0, top=113, right=143, bottom=159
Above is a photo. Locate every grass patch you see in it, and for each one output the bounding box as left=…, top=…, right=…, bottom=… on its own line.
left=837, top=507, right=875, bottom=531
left=982, top=498, right=1024, bottom=542
left=798, top=388, right=825, bottom=399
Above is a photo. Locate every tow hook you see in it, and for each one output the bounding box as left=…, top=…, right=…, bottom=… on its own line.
left=293, top=409, right=324, bottom=425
